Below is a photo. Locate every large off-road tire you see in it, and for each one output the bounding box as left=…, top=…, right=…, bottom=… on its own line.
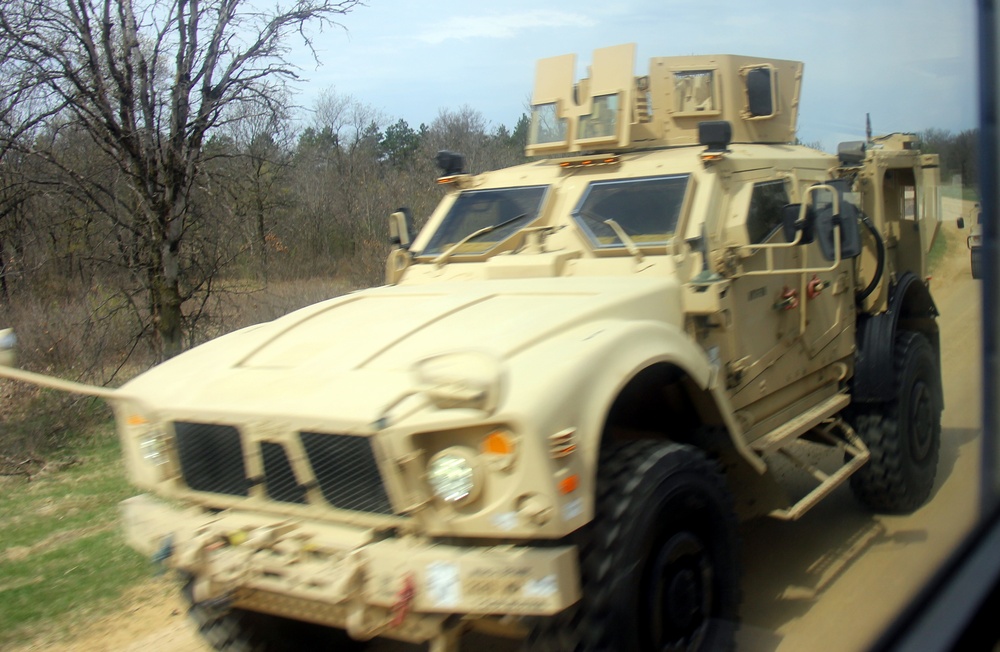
left=849, top=331, right=941, bottom=513
left=971, top=247, right=982, bottom=279
left=525, top=441, right=740, bottom=652
left=183, top=578, right=366, bottom=652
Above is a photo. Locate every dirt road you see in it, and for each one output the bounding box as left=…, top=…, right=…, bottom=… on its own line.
left=16, top=211, right=983, bottom=652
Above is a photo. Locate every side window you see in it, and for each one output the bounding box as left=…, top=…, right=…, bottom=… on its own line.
left=747, top=180, right=789, bottom=244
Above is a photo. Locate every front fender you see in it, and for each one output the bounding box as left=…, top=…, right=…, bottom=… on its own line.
left=501, top=318, right=760, bottom=525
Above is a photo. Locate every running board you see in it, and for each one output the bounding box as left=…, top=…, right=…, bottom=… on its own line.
left=751, top=393, right=850, bottom=454
left=750, top=394, right=871, bottom=521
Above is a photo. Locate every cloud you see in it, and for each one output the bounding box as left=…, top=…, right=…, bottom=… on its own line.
left=417, top=10, right=596, bottom=44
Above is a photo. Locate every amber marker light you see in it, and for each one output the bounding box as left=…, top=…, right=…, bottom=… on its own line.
left=558, top=474, right=579, bottom=495
left=127, top=415, right=149, bottom=426
left=482, top=430, right=516, bottom=455
left=558, top=155, right=621, bottom=169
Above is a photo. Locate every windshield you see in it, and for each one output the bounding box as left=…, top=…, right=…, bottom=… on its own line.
left=421, top=185, right=548, bottom=257
left=573, top=174, right=689, bottom=249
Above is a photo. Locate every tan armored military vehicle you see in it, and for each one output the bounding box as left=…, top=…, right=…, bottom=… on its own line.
left=0, top=44, right=943, bottom=651
left=966, top=203, right=983, bottom=278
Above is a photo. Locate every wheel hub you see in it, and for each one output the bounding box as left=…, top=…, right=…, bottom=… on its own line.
left=666, top=567, right=701, bottom=629
left=910, top=380, right=934, bottom=462
left=648, top=531, right=712, bottom=650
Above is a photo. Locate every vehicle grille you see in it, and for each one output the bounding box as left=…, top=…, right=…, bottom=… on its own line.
left=301, top=432, right=394, bottom=515
left=261, top=441, right=307, bottom=504
left=174, top=422, right=248, bottom=496
left=172, top=422, right=393, bottom=515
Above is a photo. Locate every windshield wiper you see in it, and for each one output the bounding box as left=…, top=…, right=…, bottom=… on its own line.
left=603, top=218, right=644, bottom=263
left=433, top=212, right=530, bottom=267
left=579, top=210, right=644, bottom=262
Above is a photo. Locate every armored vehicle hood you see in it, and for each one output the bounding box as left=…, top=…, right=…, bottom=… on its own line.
left=120, top=276, right=682, bottom=425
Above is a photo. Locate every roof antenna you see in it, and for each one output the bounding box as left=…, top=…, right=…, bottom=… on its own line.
left=866, top=113, right=872, bottom=143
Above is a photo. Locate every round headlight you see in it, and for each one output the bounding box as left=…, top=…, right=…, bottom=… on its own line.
left=427, top=449, right=480, bottom=504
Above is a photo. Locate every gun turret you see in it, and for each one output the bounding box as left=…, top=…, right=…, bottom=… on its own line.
left=526, top=44, right=803, bottom=156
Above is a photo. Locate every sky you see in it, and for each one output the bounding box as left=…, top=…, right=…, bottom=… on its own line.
left=284, top=0, right=978, bottom=152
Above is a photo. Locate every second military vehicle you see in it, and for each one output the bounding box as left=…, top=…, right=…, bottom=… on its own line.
left=966, top=203, right=983, bottom=278
left=0, top=44, right=943, bottom=651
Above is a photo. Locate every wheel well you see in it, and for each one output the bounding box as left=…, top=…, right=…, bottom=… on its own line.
left=599, top=363, right=782, bottom=520
left=601, top=362, right=725, bottom=451
left=896, top=276, right=941, bottom=357
left=855, top=272, right=942, bottom=405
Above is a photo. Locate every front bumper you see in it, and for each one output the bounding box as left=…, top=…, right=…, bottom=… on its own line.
left=121, top=495, right=580, bottom=643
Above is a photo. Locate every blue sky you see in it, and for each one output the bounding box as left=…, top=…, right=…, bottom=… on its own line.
left=286, top=0, right=978, bottom=152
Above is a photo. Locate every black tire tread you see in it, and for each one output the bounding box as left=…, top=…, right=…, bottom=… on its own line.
left=849, top=331, right=941, bottom=513
left=525, top=441, right=740, bottom=652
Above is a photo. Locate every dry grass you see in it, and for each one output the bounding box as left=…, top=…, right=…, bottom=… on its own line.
left=0, top=273, right=359, bottom=459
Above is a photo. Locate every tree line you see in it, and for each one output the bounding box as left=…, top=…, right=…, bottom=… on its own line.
left=918, top=128, right=979, bottom=190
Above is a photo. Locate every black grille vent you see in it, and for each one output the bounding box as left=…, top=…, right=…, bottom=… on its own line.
left=261, top=442, right=307, bottom=504
left=174, top=422, right=247, bottom=496
left=300, top=432, right=393, bottom=514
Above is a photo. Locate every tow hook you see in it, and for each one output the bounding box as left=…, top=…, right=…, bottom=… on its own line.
left=807, top=275, right=829, bottom=299
left=347, top=568, right=421, bottom=641
left=390, top=572, right=417, bottom=627
left=775, top=286, right=799, bottom=311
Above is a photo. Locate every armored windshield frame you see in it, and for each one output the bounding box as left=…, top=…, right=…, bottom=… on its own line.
left=418, top=185, right=551, bottom=259
left=571, top=174, right=690, bottom=252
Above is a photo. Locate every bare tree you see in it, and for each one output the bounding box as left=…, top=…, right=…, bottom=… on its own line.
left=0, top=0, right=361, bottom=358
left=209, top=97, right=295, bottom=279
left=289, top=90, right=389, bottom=280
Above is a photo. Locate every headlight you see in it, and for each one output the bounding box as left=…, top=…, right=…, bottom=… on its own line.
left=427, top=448, right=481, bottom=504
left=137, top=424, right=170, bottom=467
left=119, top=410, right=172, bottom=487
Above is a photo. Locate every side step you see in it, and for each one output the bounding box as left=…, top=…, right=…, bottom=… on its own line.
left=750, top=394, right=870, bottom=521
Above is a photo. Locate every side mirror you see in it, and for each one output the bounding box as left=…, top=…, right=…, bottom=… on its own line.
left=811, top=184, right=862, bottom=262
left=957, top=217, right=966, bottom=229
left=0, top=329, right=17, bottom=368
left=389, top=208, right=414, bottom=250
left=781, top=203, right=815, bottom=244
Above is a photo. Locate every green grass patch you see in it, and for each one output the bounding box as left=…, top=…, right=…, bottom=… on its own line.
left=0, top=427, right=150, bottom=648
